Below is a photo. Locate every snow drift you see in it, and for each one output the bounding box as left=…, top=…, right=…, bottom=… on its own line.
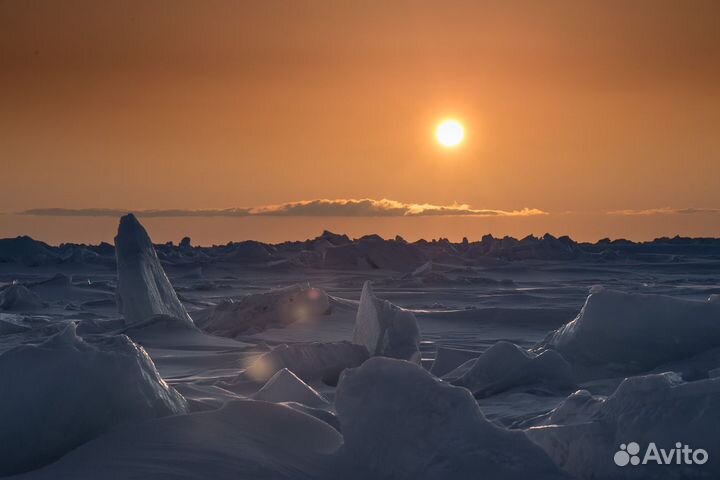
left=451, top=341, right=575, bottom=398
left=352, top=281, right=421, bottom=363
left=540, top=288, right=720, bottom=371
left=527, top=372, right=720, bottom=479
left=0, top=323, right=188, bottom=476
left=21, top=400, right=342, bottom=480
left=23, top=273, right=114, bottom=307
left=195, top=285, right=330, bottom=338
left=114, top=214, right=194, bottom=328
left=333, top=357, right=567, bottom=480
left=244, top=341, right=369, bottom=384
left=0, top=313, right=31, bottom=335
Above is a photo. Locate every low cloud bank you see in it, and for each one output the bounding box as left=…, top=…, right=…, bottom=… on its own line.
left=22, top=202, right=720, bottom=219
left=20, top=199, right=547, bottom=218
left=608, top=207, right=720, bottom=216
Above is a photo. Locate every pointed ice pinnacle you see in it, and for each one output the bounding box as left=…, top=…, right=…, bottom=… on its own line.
left=114, top=214, right=195, bottom=328
left=253, top=368, right=330, bottom=408
left=352, top=281, right=421, bottom=363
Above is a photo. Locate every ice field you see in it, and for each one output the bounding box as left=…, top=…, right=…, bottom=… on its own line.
left=1, top=215, right=720, bottom=479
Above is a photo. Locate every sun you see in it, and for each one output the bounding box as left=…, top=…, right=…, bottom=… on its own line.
left=435, top=119, right=465, bottom=148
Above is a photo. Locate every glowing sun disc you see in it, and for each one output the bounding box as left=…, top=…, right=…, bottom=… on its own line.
left=436, top=119, right=465, bottom=148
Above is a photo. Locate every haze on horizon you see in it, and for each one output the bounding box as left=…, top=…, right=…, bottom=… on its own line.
left=1, top=0, right=719, bottom=245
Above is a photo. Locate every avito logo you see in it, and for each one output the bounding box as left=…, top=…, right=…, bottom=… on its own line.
left=614, top=442, right=709, bottom=467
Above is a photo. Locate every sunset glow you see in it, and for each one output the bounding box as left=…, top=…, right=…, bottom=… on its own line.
left=1, top=1, right=719, bottom=243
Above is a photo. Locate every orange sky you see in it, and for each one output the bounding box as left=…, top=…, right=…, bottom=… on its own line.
left=1, top=0, right=719, bottom=244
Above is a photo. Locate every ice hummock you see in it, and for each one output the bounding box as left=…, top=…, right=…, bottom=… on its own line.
left=429, top=346, right=481, bottom=377
left=0, top=284, right=43, bottom=311
left=114, top=213, right=195, bottom=328
left=514, top=389, right=604, bottom=429
left=195, top=284, right=331, bottom=338
left=539, top=288, right=720, bottom=371
left=322, top=235, right=427, bottom=271
left=352, top=281, right=421, bottom=363
left=243, top=341, right=369, bottom=383
left=0, top=323, right=188, bottom=476
left=526, top=372, right=720, bottom=479
left=253, top=368, right=330, bottom=408
left=333, top=357, right=567, bottom=479
left=452, top=341, right=575, bottom=398
left=0, top=236, right=58, bottom=265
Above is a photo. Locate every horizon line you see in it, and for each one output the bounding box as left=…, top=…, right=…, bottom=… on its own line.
left=15, top=198, right=720, bottom=219
left=4, top=229, right=720, bottom=249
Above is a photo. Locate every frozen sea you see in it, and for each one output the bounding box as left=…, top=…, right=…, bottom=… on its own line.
left=1, top=227, right=720, bottom=479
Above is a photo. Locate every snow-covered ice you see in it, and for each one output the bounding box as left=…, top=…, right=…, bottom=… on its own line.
left=253, top=368, right=330, bottom=408
left=334, top=357, right=568, bottom=479
left=243, top=341, right=369, bottom=383
left=527, top=372, right=720, bottom=479
left=195, top=284, right=330, bottom=338
left=540, top=288, right=720, bottom=372
left=452, top=341, right=575, bottom=398
left=2, top=224, right=720, bottom=478
left=0, top=323, right=187, bottom=476
left=352, top=281, right=421, bottom=363
left=516, top=389, right=604, bottom=428
left=115, top=214, right=195, bottom=328
left=20, top=400, right=342, bottom=480
left=429, top=345, right=481, bottom=377
left=0, top=284, right=42, bottom=311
